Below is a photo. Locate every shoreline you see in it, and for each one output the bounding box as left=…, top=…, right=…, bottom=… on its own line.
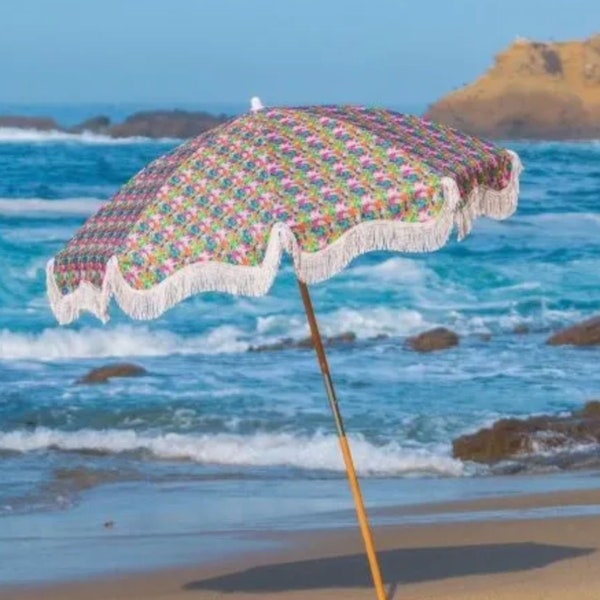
left=2, top=484, right=600, bottom=599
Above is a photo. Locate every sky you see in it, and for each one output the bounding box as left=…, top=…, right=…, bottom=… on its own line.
left=1, top=0, right=599, bottom=108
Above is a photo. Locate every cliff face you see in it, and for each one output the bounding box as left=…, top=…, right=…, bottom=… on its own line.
left=425, top=34, right=600, bottom=139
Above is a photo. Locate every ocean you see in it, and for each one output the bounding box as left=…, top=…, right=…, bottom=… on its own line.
left=1, top=104, right=599, bottom=583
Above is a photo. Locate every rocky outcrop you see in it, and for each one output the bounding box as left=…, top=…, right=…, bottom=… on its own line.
left=70, top=116, right=111, bottom=134
left=77, top=363, right=148, bottom=384
left=453, top=401, right=600, bottom=463
left=108, top=110, right=228, bottom=138
left=546, top=315, right=600, bottom=346
left=426, top=33, right=600, bottom=139
left=250, top=332, right=358, bottom=352
left=406, top=327, right=459, bottom=352
left=0, top=110, right=229, bottom=139
left=0, top=116, right=61, bottom=130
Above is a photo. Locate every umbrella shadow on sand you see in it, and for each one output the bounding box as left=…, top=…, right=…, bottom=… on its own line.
left=184, top=542, right=593, bottom=597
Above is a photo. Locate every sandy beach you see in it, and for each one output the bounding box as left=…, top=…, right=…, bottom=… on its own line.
left=3, top=488, right=600, bottom=600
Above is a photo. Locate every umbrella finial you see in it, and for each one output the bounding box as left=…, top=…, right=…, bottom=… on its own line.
left=250, top=96, right=264, bottom=113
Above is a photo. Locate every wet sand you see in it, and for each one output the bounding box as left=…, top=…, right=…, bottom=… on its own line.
left=3, top=488, right=600, bottom=599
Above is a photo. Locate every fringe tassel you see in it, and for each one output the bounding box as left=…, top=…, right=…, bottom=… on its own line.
left=47, top=151, right=523, bottom=324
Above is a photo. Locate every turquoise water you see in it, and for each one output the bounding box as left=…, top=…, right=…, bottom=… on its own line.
left=0, top=108, right=599, bottom=575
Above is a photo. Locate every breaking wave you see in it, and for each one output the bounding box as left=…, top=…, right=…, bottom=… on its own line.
left=0, top=428, right=465, bottom=477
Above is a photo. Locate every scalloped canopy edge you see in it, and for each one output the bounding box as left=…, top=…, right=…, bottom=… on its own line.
left=47, top=151, right=522, bottom=325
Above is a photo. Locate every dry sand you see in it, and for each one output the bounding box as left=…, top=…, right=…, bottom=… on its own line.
left=3, top=489, right=600, bottom=600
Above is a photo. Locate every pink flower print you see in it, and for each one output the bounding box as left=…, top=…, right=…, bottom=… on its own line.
left=417, top=209, right=432, bottom=222
left=400, top=165, right=415, bottom=177
left=162, top=257, right=178, bottom=274
left=149, top=214, right=163, bottom=231
left=280, top=142, right=293, bottom=154
left=310, top=208, right=322, bottom=221
left=335, top=201, right=347, bottom=215
left=223, top=198, right=237, bottom=211
left=126, top=265, right=144, bottom=285
left=306, top=134, right=320, bottom=145
left=170, top=195, right=187, bottom=208
left=250, top=221, right=267, bottom=234
left=266, top=162, right=279, bottom=175
left=230, top=248, right=248, bottom=263
left=387, top=147, right=402, bottom=161
left=333, top=125, right=346, bottom=136
left=307, top=170, right=321, bottom=183
left=296, top=192, right=309, bottom=205
left=345, top=140, right=359, bottom=152
left=281, top=177, right=295, bottom=190
left=163, top=223, right=177, bottom=237
left=214, top=229, right=229, bottom=243
left=360, top=194, right=375, bottom=208
left=347, top=178, right=360, bottom=190
left=359, top=155, right=373, bottom=167
left=413, top=182, right=430, bottom=199
left=386, top=189, right=401, bottom=204
left=319, top=148, right=333, bottom=161
left=333, top=162, right=346, bottom=175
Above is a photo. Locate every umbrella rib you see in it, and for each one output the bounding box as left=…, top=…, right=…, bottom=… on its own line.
left=297, top=279, right=387, bottom=600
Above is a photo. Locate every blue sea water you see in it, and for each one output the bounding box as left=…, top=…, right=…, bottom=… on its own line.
left=0, top=105, right=599, bottom=582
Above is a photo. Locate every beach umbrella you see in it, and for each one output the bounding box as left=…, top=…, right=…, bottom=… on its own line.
left=46, top=99, right=522, bottom=600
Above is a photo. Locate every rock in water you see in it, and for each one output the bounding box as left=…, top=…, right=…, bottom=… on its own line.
left=249, top=332, right=357, bottom=352
left=77, top=363, right=148, bottom=384
left=108, top=110, right=228, bottom=138
left=580, top=401, right=600, bottom=418
left=407, top=327, right=459, bottom=352
left=453, top=401, right=600, bottom=463
left=546, top=315, right=600, bottom=346
left=70, top=116, right=112, bottom=134
left=0, top=115, right=61, bottom=131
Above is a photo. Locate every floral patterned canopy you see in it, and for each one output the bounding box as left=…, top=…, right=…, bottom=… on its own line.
left=47, top=105, right=522, bottom=324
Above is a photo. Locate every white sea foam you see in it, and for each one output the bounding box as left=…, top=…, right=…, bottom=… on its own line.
left=0, top=428, right=465, bottom=476
left=351, top=257, right=429, bottom=284
left=0, top=198, right=106, bottom=217
left=255, top=306, right=430, bottom=341
left=0, top=127, right=177, bottom=144
left=0, top=324, right=248, bottom=361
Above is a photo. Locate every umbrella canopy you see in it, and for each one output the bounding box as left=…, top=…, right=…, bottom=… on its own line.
left=46, top=102, right=523, bottom=600
left=47, top=104, right=521, bottom=324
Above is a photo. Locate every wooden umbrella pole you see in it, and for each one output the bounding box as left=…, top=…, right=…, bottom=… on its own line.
left=297, top=280, right=387, bottom=600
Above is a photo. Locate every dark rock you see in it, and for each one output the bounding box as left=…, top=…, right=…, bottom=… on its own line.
left=579, top=401, right=600, bottom=418
left=77, top=363, right=148, bottom=384
left=0, top=116, right=60, bottom=131
left=0, top=109, right=228, bottom=139
left=513, top=324, right=530, bottom=334
left=407, top=327, right=459, bottom=352
left=250, top=332, right=357, bottom=352
left=453, top=401, right=600, bottom=464
left=108, top=110, right=228, bottom=139
left=70, top=116, right=112, bottom=134
left=103, top=520, right=115, bottom=529
left=546, top=316, right=600, bottom=346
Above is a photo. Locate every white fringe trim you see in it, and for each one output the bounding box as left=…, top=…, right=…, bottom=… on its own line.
left=47, top=151, right=522, bottom=324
